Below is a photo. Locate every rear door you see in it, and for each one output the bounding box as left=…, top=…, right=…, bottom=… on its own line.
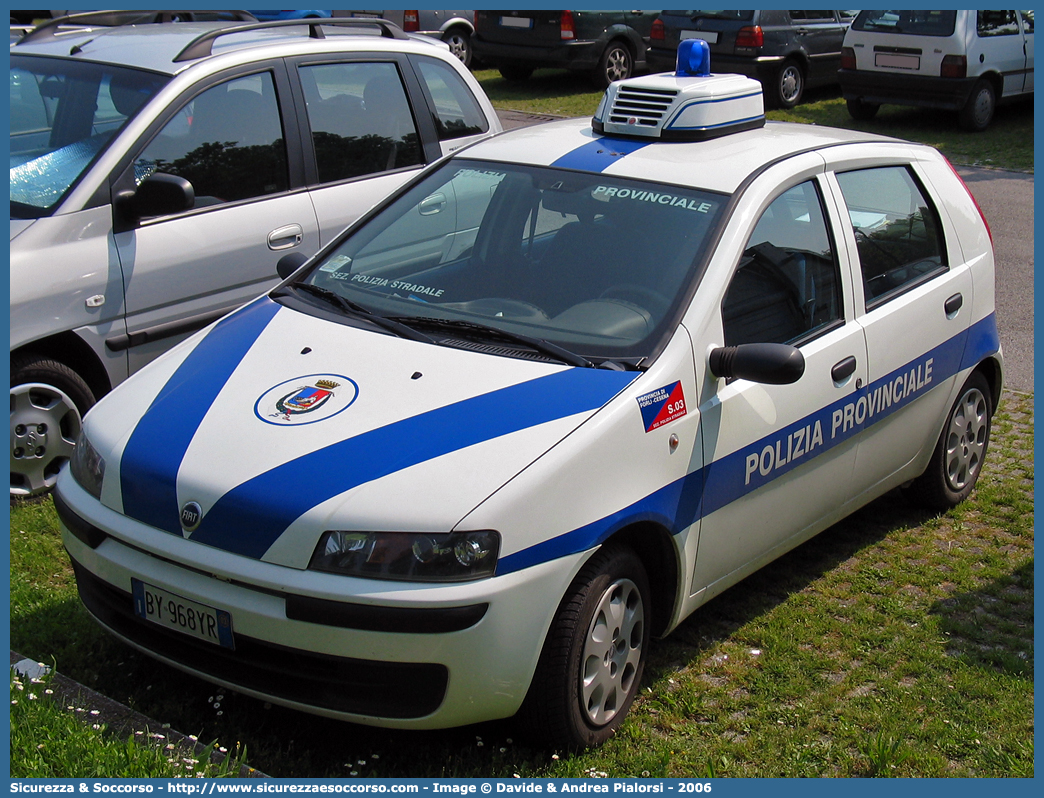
left=787, top=10, right=846, bottom=83
left=824, top=150, right=973, bottom=499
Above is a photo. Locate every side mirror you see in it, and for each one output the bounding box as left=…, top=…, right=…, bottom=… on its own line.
left=115, top=173, right=194, bottom=228
left=709, top=343, right=805, bottom=385
left=277, top=251, right=310, bottom=280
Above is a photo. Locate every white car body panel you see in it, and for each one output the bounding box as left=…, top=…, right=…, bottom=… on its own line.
left=53, top=71, right=1003, bottom=732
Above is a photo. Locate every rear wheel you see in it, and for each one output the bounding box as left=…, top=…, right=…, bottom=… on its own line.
left=773, top=58, right=805, bottom=108
left=591, top=42, right=633, bottom=89
left=10, top=355, right=95, bottom=497
left=959, top=79, right=996, bottom=131
left=441, top=27, right=472, bottom=68
left=846, top=97, right=880, bottom=121
left=499, top=65, right=534, bottom=82
left=904, top=372, right=992, bottom=511
left=518, top=544, right=650, bottom=749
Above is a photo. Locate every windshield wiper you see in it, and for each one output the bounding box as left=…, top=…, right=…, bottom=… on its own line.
left=389, top=316, right=611, bottom=369
left=277, top=283, right=434, bottom=344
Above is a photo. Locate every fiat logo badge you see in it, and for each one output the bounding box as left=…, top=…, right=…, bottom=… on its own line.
left=180, top=501, right=203, bottom=531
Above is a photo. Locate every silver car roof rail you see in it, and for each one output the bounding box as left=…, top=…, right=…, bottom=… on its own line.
left=173, top=18, right=409, bottom=63
left=15, top=10, right=258, bottom=45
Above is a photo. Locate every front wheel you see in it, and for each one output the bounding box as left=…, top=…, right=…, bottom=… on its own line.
left=518, top=544, right=650, bottom=749
left=499, top=66, right=533, bottom=83
left=904, top=372, right=993, bottom=511
left=846, top=97, right=880, bottom=121
left=11, top=355, right=96, bottom=497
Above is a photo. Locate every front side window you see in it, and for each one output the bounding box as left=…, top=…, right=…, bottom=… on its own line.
left=10, top=55, right=168, bottom=216
left=722, top=180, right=842, bottom=347
left=300, top=61, right=423, bottom=184
left=835, top=166, right=947, bottom=308
left=134, top=72, right=288, bottom=209
left=283, top=159, right=727, bottom=362
left=414, top=56, right=488, bottom=140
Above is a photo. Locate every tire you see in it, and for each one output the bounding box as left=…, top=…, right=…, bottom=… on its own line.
left=846, top=97, right=880, bottom=121
left=441, top=27, right=472, bottom=68
left=959, top=79, right=996, bottom=132
left=518, top=544, right=650, bottom=749
left=773, top=58, right=805, bottom=109
left=10, top=354, right=96, bottom=497
left=591, top=42, right=633, bottom=89
left=904, top=372, right=992, bottom=511
left=499, top=66, right=533, bottom=83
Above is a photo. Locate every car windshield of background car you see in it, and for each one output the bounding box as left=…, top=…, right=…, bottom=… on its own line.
left=10, top=55, right=170, bottom=217
left=294, top=159, right=727, bottom=361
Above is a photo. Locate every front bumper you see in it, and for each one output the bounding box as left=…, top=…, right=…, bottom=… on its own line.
left=56, top=472, right=583, bottom=729
left=839, top=69, right=976, bottom=110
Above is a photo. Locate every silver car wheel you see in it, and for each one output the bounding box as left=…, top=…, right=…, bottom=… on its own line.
left=944, top=387, right=989, bottom=491
left=442, top=30, right=471, bottom=66
left=604, top=46, right=630, bottom=83
left=580, top=576, right=644, bottom=726
left=11, top=382, right=81, bottom=496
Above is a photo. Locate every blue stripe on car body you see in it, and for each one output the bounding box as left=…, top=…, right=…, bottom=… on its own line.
left=551, top=136, right=655, bottom=173
left=497, top=313, right=1000, bottom=576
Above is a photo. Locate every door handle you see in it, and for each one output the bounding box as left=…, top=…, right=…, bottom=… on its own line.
left=419, top=193, right=447, bottom=216
left=831, top=356, right=857, bottom=384
left=268, top=224, right=303, bottom=251
left=944, top=292, right=963, bottom=318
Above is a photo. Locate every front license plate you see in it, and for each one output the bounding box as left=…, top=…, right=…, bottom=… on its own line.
left=132, top=579, right=235, bottom=649
left=500, top=16, right=533, bottom=29
left=875, top=52, right=920, bottom=70
left=682, top=30, right=718, bottom=44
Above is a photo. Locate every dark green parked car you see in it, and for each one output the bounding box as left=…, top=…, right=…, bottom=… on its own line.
left=472, top=9, right=660, bottom=88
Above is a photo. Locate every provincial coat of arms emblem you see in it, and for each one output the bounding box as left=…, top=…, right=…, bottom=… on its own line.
left=254, top=374, right=358, bottom=426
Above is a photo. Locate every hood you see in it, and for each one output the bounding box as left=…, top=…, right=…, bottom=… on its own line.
left=10, top=218, right=35, bottom=240
left=107, top=299, right=637, bottom=565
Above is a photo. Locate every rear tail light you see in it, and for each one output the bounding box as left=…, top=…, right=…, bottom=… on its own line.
left=651, top=18, right=665, bottom=41
left=402, top=10, right=419, bottom=33
left=841, top=46, right=856, bottom=70
left=561, top=10, right=576, bottom=40
left=941, top=54, right=967, bottom=78
left=945, top=157, right=992, bottom=245
left=735, top=25, right=764, bottom=48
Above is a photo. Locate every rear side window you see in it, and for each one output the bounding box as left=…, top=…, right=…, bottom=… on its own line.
left=722, top=180, right=842, bottom=347
left=1019, top=10, right=1034, bottom=33
left=835, top=166, right=947, bottom=309
left=978, top=10, right=1021, bottom=37
left=853, top=10, right=957, bottom=36
left=414, top=56, right=489, bottom=141
left=300, top=61, right=423, bottom=184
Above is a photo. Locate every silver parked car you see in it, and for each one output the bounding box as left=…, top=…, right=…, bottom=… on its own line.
left=9, top=12, right=501, bottom=496
left=336, top=10, right=477, bottom=67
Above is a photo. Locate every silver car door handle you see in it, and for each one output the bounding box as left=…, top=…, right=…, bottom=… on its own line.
left=419, top=193, right=447, bottom=216
left=268, top=224, right=303, bottom=251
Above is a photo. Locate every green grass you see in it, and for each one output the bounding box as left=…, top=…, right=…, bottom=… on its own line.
left=473, top=68, right=1034, bottom=172
left=10, top=671, right=248, bottom=778
left=9, top=391, right=1033, bottom=777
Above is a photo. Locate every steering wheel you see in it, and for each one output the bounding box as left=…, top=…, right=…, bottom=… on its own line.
left=599, top=285, right=670, bottom=318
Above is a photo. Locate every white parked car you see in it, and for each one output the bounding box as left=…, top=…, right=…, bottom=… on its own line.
left=840, top=9, right=1034, bottom=130
left=10, top=12, right=501, bottom=496
left=56, top=43, right=1002, bottom=749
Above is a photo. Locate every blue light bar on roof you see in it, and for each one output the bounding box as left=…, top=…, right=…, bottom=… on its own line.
left=676, top=38, right=711, bottom=77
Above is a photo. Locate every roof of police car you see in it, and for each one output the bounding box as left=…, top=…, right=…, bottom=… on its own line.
left=464, top=116, right=902, bottom=196
left=11, top=22, right=445, bottom=75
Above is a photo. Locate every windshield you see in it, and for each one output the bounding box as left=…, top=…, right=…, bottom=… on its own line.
left=853, top=10, right=957, bottom=36
left=10, top=55, right=169, bottom=217
left=287, top=159, right=727, bottom=363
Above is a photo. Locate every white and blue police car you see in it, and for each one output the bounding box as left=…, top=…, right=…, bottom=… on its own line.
left=56, top=41, right=1002, bottom=748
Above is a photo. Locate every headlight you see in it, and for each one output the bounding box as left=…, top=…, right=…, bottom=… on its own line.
left=309, top=530, right=500, bottom=582
left=69, top=430, right=105, bottom=500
